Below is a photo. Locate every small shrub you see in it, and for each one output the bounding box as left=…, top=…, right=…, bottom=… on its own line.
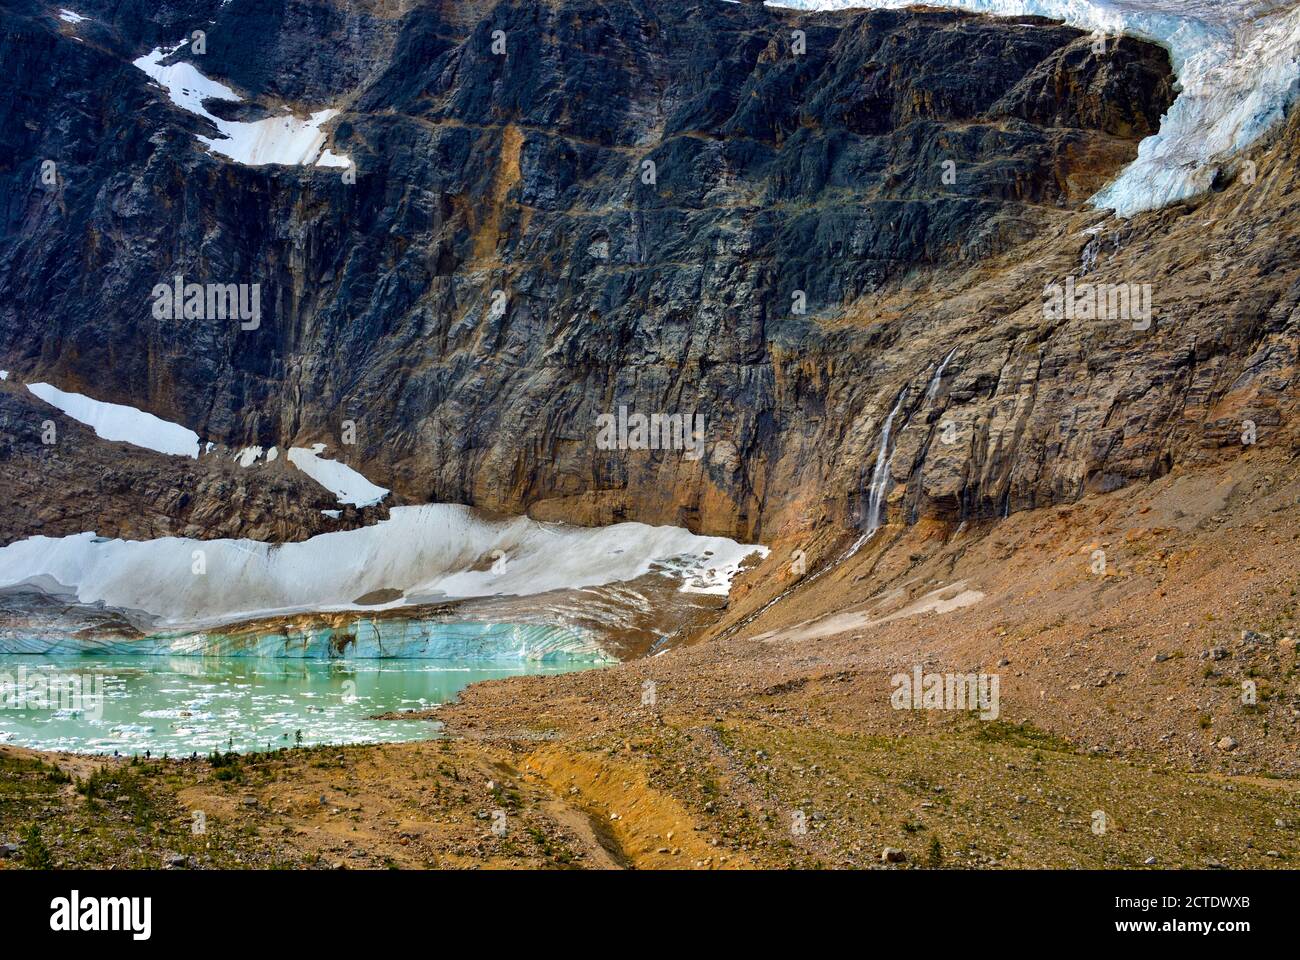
left=21, top=824, right=52, bottom=869
left=927, top=836, right=943, bottom=868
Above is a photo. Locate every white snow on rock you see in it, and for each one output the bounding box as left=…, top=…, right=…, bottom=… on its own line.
left=0, top=371, right=8, bottom=381
left=759, top=0, right=1300, bottom=216
left=287, top=443, right=389, bottom=507
left=26, top=383, right=201, bottom=458
left=233, top=444, right=281, bottom=467
left=0, top=505, right=769, bottom=629
left=132, top=40, right=350, bottom=168
left=234, top=445, right=264, bottom=467
left=58, top=9, right=88, bottom=23
left=316, top=149, right=352, bottom=169
left=199, top=107, right=344, bottom=167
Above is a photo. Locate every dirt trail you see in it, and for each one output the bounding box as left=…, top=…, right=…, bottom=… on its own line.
left=520, top=742, right=746, bottom=869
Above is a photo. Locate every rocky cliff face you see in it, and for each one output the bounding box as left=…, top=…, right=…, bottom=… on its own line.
left=3, top=0, right=1291, bottom=551
left=0, top=383, right=387, bottom=544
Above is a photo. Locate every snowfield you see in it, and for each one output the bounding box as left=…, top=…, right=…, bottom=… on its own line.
left=26, top=383, right=201, bottom=458
left=287, top=444, right=389, bottom=507
left=132, top=40, right=351, bottom=168
left=24, top=379, right=390, bottom=506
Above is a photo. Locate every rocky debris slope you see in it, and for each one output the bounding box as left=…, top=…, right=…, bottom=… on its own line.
left=434, top=442, right=1300, bottom=782
left=0, top=0, right=1182, bottom=543
left=0, top=381, right=386, bottom=544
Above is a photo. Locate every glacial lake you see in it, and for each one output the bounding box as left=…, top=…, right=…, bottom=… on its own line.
left=0, top=655, right=591, bottom=755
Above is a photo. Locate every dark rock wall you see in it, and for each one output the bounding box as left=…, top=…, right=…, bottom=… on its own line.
left=6, top=0, right=1285, bottom=547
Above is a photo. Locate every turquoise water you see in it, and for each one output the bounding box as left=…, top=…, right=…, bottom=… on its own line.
left=0, top=656, right=591, bottom=755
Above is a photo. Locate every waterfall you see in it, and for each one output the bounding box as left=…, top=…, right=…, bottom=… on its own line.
left=844, top=389, right=908, bottom=557
left=864, top=390, right=906, bottom=536
left=722, top=350, right=961, bottom=641
left=849, top=348, right=955, bottom=557
left=924, top=348, right=958, bottom=406
left=1079, top=232, right=1101, bottom=275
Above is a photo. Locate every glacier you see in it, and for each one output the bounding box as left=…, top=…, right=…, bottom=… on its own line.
left=761, top=0, right=1300, bottom=216
left=0, top=616, right=610, bottom=662
left=0, top=504, right=768, bottom=632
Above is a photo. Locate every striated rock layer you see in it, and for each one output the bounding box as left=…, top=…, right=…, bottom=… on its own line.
left=0, top=0, right=1228, bottom=548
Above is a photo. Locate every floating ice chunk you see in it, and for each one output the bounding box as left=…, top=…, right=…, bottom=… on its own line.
left=58, top=9, right=88, bottom=23
left=110, top=723, right=155, bottom=735
left=27, top=382, right=201, bottom=458
left=287, top=443, right=389, bottom=507
left=132, top=41, right=350, bottom=168
left=760, top=0, right=1300, bottom=217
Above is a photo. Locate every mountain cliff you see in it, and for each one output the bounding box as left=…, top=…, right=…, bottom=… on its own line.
left=0, top=0, right=1209, bottom=547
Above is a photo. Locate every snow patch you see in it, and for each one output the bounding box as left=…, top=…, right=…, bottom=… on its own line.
left=758, top=581, right=984, bottom=643
left=132, top=40, right=350, bottom=168
left=234, top=445, right=264, bottom=467
left=316, top=149, right=352, bottom=169
left=58, top=9, right=88, bottom=24
left=760, top=0, right=1300, bottom=216
left=26, top=383, right=201, bottom=458
left=287, top=443, right=389, bottom=507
